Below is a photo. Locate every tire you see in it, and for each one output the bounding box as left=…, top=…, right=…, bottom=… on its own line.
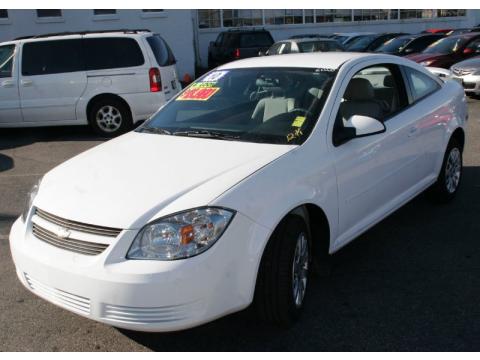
left=427, top=138, right=463, bottom=203
left=254, top=214, right=311, bottom=327
left=88, top=98, right=133, bottom=137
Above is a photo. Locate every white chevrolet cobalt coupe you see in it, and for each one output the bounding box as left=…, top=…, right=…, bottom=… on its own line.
left=10, top=53, right=467, bottom=332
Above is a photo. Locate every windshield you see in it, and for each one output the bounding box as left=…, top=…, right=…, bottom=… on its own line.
left=139, top=68, right=336, bottom=145
left=423, top=37, right=467, bottom=54
left=346, top=35, right=376, bottom=51
left=298, top=41, right=337, bottom=52
left=333, top=35, right=349, bottom=44
left=375, top=37, right=412, bottom=53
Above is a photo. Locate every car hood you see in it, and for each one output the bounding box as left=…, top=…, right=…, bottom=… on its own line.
left=451, top=56, right=480, bottom=70
left=34, top=131, right=295, bottom=229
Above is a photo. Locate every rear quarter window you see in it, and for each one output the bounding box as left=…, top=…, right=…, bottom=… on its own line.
left=0, top=44, right=15, bottom=78
left=22, top=39, right=84, bottom=76
left=83, top=37, right=144, bottom=70
left=404, top=67, right=441, bottom=102
left=146, top=35, right=176, bottom=67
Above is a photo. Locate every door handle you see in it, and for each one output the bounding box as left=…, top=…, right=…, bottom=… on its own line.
left=21, top=79, right=33, bottom=87
left=1, top=80, right=15, bottom=88
left=408, top=127, right=418, bottom=137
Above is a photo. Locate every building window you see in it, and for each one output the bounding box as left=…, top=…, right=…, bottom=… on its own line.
left=353, top=9, right=390, bottom=21
left=264, top=10, right=303, bottom=25
left=93, top=10, right=117, bottom=15
left=142, top=9, right=164, bottom=13
left=198, top=9, right=221, bottom=28
left=437, top=9, right=466, bottom=17
left=399, top=9, right=435, bottom=19
left=0, top=9, right=8, bottom=18
left=36, top=9, right=62, bottom=18
left=315, top=9, right=352, bottom=23
left=222, top=9, right=262, bottom=27
left=304, top=10, right=314, bottom=23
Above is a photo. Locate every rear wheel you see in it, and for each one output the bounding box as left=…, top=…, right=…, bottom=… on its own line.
left=88, top=98, right=132, bottom=137
left=427, top=139, right=463, bottom=203
left=254, top=215, right=310, bottom=326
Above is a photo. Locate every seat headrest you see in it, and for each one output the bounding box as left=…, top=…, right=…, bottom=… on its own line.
left=344, top=78, right=374, bottom=101
left=308, top=87, right=323, bottom=99
left=383, top=75, right=395, bottom=87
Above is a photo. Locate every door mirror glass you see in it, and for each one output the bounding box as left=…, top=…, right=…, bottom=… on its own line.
left=346, top=115, right=386, bottom=137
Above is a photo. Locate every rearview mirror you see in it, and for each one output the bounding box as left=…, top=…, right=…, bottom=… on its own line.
left=346, top=115, right=386, bottom=137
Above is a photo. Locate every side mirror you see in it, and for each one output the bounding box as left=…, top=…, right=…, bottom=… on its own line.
left=347, top=115, right=386, bottom=137
left=463, top=47, right=474, bottom=55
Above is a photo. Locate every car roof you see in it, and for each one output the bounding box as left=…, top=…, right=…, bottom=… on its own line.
left=291, top=37, right=336, bottom=43
left=333, top=32, right=375, bottom=36
left=218, top=52, right=377, bottom=70
left=6, top=30, right=151, bottom=44
left=447, top=32, right=480, bottom=40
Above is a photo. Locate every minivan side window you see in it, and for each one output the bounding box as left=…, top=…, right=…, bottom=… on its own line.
left=22, top=40, right=84, bottom=76
left=0, top=45, right=15, bottom=78
left=83, top=38, right=144, bottom=70
left=146, top=35, right=176, bottom=67
left=404, top=67, right=441, bottom=102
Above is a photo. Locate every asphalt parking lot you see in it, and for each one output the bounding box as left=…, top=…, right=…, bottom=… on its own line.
left=1, top=99, right=480, bottom=351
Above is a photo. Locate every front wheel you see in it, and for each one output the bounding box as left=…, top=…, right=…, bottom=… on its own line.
left=427, top=139, right=463, bottom=203
left=254, top=215, right=311, bottom=327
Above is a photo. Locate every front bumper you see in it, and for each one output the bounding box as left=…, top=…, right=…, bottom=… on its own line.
left=451, top=74, right=480, bottom=94
left=9, top=212, right=270, bottom=332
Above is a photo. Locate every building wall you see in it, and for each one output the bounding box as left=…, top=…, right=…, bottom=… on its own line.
left=0, top=9, right=196, bottom=79
left=196, top=9, right=480, bottom=68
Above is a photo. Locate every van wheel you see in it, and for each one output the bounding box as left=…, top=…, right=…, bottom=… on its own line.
left=427, top=138, right=463, bottom=203
left=254, top=215, right=310, bottom=327
left=88, top=98, right=132, bottom=137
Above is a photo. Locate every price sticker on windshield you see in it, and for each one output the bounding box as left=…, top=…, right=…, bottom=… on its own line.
left=292, top=116, right=306, bottom=128
left=177, top=86, right=220, bottom=101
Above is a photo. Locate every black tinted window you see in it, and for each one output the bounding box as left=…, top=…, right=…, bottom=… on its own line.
left=22, top=39, right=84, bottom=76
left=146, top=35, right=176, bottom=66
left=84, top=38, right=144, bottom=70
left=408, top=36, right=442, bottom=52
left=239, top=33, right=273, bottom=47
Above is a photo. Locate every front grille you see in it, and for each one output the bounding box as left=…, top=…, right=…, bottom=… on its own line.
left=103, top=303, right=198, bottom=324
left=36, top=208, right=122, bottom=237
left=24, top=273, right=91, bottom=315
left=452, top=67, right=474, bottom=76
left=463, top=82, right=476, bottom=90
left=32, top=223, right=109, bottom=256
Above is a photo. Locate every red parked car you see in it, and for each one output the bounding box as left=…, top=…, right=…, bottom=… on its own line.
left=406, top=33, right=480, bottom=68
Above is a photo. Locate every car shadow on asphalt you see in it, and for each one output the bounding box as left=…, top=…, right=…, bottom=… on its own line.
left=117, top=166, right=480, bottom=351
left=0, top=126, right=108, bottom=151
left=0, top=153, right=14, bottom=172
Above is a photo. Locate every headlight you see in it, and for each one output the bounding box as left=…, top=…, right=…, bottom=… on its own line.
left=127, top=207, right=235, bottom=260
left=21, top=178, right=41, bottom=222
left=420, top=60, right=434, bottom=66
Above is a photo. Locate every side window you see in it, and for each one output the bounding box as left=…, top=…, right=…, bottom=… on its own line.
left=215, top=33, right=224, bottom=46
left=0, top=45, right=15, bottom=78
left=146, top=35, right=176, bottom=67
left=465, top=39, right=480, bottom=54
left=83, top=38, right=144, bottom=71
left=327, top=41, right=344, bottom=52
left=22, top=40, right=84, bottom=76
left=404, top=67, right=440, bottom=102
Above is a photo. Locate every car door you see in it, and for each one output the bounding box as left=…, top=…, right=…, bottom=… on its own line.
left=331, top=63, right=426, bottom=245
left=0, top=44, right=22, bottom=124
left=19, top=38, right=87, bottom=123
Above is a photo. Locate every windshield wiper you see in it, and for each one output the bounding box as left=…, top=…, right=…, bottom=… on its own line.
left=139, top=127, right=172, bottom=135
left=173, top=130, right=240, bottom=141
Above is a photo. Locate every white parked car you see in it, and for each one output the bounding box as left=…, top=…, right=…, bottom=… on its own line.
left=10, top=52, right=467, bottom=332
left=450, top=57, right=480, bottom=96
left=0, top=30, right=181, bottom=136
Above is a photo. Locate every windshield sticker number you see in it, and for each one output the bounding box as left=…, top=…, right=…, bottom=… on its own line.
left=200, top=71, right=228, bottom=83
left=177, top=86, right=220, bottom=101
left=287, top=128, right=303, bottom=142
left=292, top=116, right=306, bottom=128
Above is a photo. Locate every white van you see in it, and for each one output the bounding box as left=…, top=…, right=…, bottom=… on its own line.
left=0, top=30, right=181, bottom=136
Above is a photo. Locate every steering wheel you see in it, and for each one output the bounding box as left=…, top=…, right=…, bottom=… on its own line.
left=288, top=108, right=313, bottom=117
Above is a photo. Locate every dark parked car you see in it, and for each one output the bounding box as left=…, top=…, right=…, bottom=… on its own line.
left=375, top=34, right=444, bottom=56
left=406, top=33, right=480, bottom=68
left=208, top=29, right=274, bottom=68
left=345, top=33, right=407, bottom=52
left=289, top=33, right=322, bottom=39
left=265, top=38, right=344, bottom=55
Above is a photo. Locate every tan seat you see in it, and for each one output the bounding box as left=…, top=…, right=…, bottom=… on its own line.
left=251, top=88, right=296, bottom=123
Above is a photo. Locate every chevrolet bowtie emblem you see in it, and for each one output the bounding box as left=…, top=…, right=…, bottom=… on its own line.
left=55, top=227, right=71, bottom=239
